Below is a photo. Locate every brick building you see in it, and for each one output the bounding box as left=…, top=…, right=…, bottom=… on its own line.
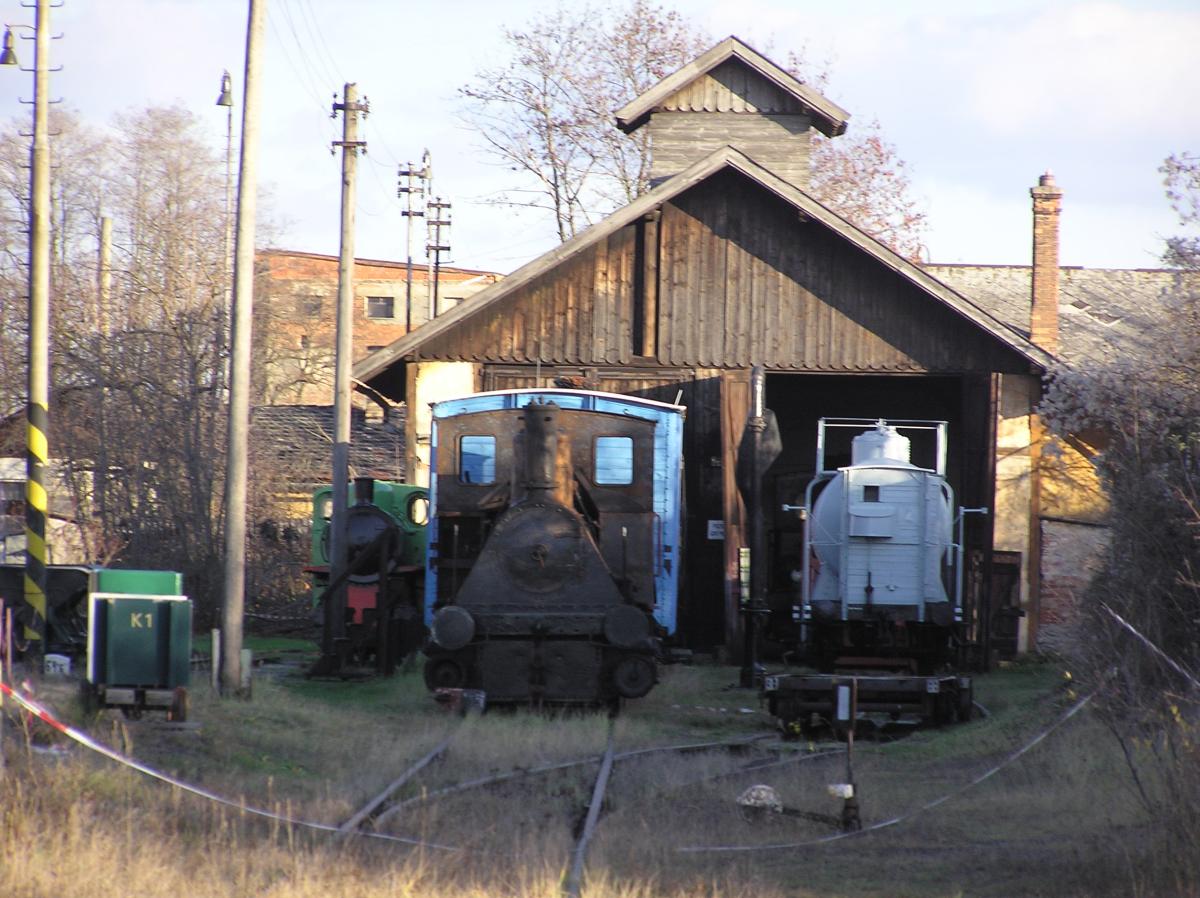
left=256, top=250, right=502, bottom=405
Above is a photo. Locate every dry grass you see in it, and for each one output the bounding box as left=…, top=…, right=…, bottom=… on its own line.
left=1, top=659, right=1195, bottom=898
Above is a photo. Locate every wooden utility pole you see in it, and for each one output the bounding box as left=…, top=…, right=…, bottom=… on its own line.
left=426, top=196, right=451, bottom=318
left=319, top=82, right=367, bottom=673
left=397, top=150, right=428, bottom=333
left=220, top=0, right=266, bottom=697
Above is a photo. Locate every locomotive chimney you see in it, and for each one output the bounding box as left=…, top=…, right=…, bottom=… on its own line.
left=1030, top=171, right=1063, bottom=355
left=353, top=476, right=375, bottom=505
left=521, top=401, right=558, bottom=492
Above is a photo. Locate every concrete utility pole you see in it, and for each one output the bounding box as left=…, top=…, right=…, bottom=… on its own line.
left=320, top=82, right=368, bottom=672
left=216, top=70, right=235, bottom=341
left=220, top=0, right=267, bottom=697
left=98, top=216, right=112, bottom=333
left=22, top=0, right=52, bottom=659
left=95, top=217, right=112, bottom=520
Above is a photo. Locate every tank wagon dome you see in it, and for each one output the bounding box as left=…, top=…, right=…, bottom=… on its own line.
left=850, top=422, right=913, bottom=467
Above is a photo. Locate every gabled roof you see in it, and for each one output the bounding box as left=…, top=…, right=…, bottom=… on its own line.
left=355, top=144, right=1052, bottom=388
left=614, top=35, right=850, bottom=138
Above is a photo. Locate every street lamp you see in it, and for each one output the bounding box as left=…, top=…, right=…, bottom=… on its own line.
left=2, top=0, right=52, bottom=659
left=0, top=27, right=18, bottom=65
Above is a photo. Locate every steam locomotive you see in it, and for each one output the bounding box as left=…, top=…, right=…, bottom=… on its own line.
left=421, top=389, right=685, bottom=705
left=308, top=478, right=429, bottom=672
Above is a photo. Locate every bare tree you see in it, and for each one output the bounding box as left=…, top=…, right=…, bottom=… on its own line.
left=584, top=0, right=710, bottom=205
left=1038, top=156, right=1200, bottom=878
left=0, top=105, right=232, bottom=622
left=809, top=120, right=928, bottom=261
left=459, top=1, right=708, bottom=241
left=460, top=6, right=601, bottom=242
left=1162, top=151, right=1200, bottom=270
left=460, top=3, right=928, bottom=258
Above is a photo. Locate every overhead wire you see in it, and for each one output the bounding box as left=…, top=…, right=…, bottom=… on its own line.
left=263, top=8, right=339, bottom=151
left=272, top=0, right=411, bottom=227
left=269, top=0, right=446, bottom=260
left=296, top=0, right=345, bottom=89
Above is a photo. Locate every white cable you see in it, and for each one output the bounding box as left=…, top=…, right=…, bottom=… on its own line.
left=678, top=687, right=1097, bottom=853
left=0, top=682, right=459, bottom=851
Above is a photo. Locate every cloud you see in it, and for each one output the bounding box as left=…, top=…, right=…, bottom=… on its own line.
left=951, top=3, right=1200, bottom=141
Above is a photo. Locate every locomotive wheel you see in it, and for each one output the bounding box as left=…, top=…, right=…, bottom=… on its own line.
left=611, top=655, right=656, bottom=699
left=424, top=658, right=467, bottom=691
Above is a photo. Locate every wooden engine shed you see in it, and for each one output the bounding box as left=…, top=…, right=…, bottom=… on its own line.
left=356, top=37, right=1053, bottom=657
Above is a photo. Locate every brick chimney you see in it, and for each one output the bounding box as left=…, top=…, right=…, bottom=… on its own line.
left=1030, top=171, right=1063, bottom=354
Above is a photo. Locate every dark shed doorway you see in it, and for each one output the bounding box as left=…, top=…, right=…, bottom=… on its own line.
left=751, top=372, right=998, bottom=663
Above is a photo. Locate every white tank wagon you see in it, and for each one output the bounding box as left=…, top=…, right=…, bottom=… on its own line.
left=797, top=419, right=984, bottom=673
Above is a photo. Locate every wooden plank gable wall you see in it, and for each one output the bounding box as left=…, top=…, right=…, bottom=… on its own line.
left=659, top=59, right=812, bottom=114
left=647, top=60, right=815, bottom=188
left=414, top=170, right=1032, bottom=376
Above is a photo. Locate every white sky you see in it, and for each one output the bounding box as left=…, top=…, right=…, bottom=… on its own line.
left=2, top=0, right=1197, bottom=274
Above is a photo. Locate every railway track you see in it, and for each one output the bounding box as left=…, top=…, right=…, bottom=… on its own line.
left=338, top=724, right=462, bottom=835
left=336, top=712, right=844, bottom=891
left=372, top=731, right=775, bottom=826
left=562, top=718, right=618, bottom=898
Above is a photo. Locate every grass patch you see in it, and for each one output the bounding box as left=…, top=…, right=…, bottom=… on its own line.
left=1, top=658, right=1193, bottom=897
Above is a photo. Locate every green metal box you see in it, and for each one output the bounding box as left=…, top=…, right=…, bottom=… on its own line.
left=90, top=568, right=183, bottom=597
left=87, top=592, right=191, bottom=689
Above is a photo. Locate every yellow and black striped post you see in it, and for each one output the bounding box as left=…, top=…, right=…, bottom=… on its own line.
left=22, top=0, right=53, bottom=656
left=23, top=399, right=48, bottom=650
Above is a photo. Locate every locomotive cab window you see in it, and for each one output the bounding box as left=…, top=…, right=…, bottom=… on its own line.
left=863, top=485, right=881, bottom=502
left=594, top=436, right=634, bottom=485
left=459, top=436, right=496, bottom=484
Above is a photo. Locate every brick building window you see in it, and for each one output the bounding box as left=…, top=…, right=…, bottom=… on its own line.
left=365, top=296, right=395, bottom=319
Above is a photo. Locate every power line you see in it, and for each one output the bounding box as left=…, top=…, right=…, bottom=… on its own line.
left=278, top=0, right=337, bottom=90
left=264, top=7, right=330, bottom=119
left=296, top=0, right=344, bottom=87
